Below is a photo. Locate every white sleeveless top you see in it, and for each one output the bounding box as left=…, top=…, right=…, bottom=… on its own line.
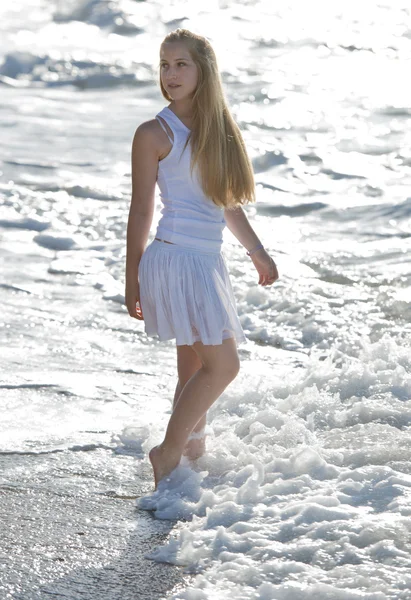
left=154, top=106, right=225, bottom=253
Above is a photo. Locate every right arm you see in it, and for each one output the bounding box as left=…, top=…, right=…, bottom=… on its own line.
left=125, top=122, right=160, bottom=319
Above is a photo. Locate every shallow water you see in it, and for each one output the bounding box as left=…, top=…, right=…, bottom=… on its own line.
left=1, top=1, right=411, bottom=599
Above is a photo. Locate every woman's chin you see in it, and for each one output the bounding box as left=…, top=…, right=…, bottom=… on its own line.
left=168, top=89, right=195, bottom=101
left=170, top=92, right=185, bottom=100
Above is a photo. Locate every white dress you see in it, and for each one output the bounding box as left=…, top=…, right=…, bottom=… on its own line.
left=138, top=106, right=246, bottom=347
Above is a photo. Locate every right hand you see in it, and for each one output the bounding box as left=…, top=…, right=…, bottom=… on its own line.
left=125, top=279, right=144, bottom=320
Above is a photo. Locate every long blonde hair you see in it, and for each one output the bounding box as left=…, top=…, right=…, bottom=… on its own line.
left=159, top=29, right=255, bottom=209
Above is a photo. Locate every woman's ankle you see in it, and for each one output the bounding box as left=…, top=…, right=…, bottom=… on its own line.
left=159, top=439, right=184, bottom=459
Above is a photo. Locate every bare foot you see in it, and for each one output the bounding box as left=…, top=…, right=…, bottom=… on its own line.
left=149, top=445, right=181, bottom=490
left=183, top=435, right=206, bottom=461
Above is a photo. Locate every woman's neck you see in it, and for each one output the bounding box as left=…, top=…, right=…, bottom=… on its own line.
left=169, top=100, right=193, bottom=120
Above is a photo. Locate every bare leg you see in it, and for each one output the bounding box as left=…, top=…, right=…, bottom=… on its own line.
left=172, top=345, right=206, bottom=459
left=149, top=337, right=240, bottom=489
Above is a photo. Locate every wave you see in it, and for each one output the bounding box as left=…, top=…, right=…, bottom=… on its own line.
left=256, top=201, right=327, bottom=217
left=0, top=216, right=50, bottom=231
left=321, top=197, right=411, bottom=223
left=0, top=443, right=112, bottom=456
left=65, top=184, right=123, bottom=201
left=321, top=168, right=367, bottom=181
left=114, top=368, right=156, bottom=376
left=33, top=233, right=108, bottom=251
left=252, top=151, right=288, bottom=174
left=4, top=159, right=57, bottom=170
left=24, top=182, right=123, bottom=202
left=370, top=197, right=411, bottom=220
left=33, top=234, right=79, bottom=251
left=377, top=106, right=411, bottom=118
left=0, top=383, right=74, bottom=393
left=0, top=283, right=32, bottom=294
left=53, top=0, right=146, bottom=35
left=0, top=51, right=152, bottom=89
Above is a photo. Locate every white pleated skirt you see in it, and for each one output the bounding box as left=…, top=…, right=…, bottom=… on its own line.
left=138, top=239, right=247, bottom=346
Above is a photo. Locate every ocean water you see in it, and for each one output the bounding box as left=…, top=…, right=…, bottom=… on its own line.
left=1, top=1, right=411, bottom=599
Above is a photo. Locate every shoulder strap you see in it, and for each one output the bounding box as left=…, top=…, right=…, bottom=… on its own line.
left=156, top=108, right=182, bottom=142
left=155, top=115, right=174, bottom=143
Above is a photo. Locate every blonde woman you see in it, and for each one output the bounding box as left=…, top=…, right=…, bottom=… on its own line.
left=125, top=29, right=278, bottom=489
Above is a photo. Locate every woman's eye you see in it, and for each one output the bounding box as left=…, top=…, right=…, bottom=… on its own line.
left=178, top=62, right=186, bottom=67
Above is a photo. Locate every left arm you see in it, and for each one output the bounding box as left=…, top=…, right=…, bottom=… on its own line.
left=224, top=206, right=262, bottom=252
left=224, top=207, right=279, bottom=287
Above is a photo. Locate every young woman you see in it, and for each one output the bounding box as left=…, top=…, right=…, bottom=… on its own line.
left=125, top=29, right=278, bottom=490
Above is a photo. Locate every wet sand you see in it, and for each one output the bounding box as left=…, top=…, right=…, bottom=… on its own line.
left=0, top=452, right=194, bottom=600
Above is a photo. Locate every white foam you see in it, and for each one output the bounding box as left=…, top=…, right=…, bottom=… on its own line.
left=127, top=335, right=411, bottom=598
left=137, top=465, right=209, bottom=521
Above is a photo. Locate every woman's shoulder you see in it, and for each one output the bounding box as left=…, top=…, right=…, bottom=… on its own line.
left=132, top=117, right=168, bottom=149
left=134, top=118, right=161, bottom=139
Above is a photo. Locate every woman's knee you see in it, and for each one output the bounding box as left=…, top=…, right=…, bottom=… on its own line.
left=194, top=338, right=240, bottom=383
left=225, top=354, right=240, bottom=381
left=207, top=354, right=240, bottom=382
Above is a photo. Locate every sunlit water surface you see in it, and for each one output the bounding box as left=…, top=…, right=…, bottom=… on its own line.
left=1, top=1, right=411, bottom=599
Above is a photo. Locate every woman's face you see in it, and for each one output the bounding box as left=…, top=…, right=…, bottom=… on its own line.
left=160, top=42, right=198, bottom=101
